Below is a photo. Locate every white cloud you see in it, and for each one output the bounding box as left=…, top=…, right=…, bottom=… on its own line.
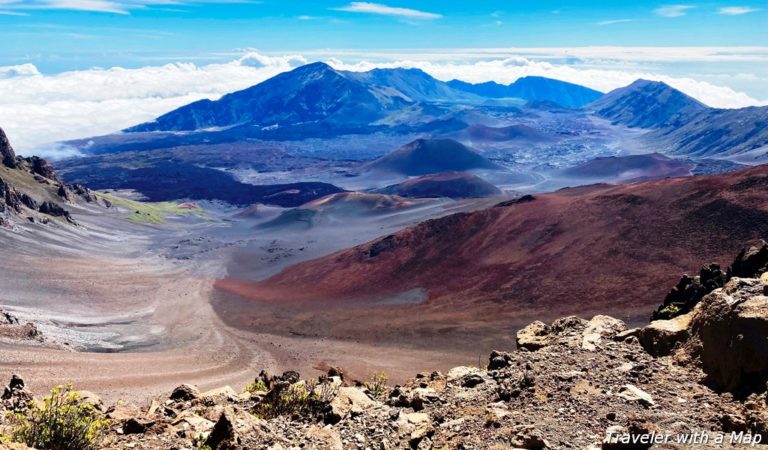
left=334, top=2, right=441, bottom=20
left=0, top=52, right=306, bottom=155
left=326, top=56, right=767, bottom=109
left=36, top=0, right=130, bottom=14
left=0, top=49, right=765, bottom=158
left=0, top=0, right=247, bottom=14
left=0, top=63, right=41, bottom=77
left=718, top=6, right=759, bottom=15
left=597, top=19, right=634, bottom=26
left=654, top=4, right=694, bottom=17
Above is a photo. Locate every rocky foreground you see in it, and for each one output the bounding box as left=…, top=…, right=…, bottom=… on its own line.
left=2, top=242, right=768, bottom=450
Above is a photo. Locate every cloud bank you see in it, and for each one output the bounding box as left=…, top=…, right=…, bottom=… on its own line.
left=0, top=49, right=765, bottom=158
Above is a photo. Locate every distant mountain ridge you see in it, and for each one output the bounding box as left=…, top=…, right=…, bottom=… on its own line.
left=127, top=63, right=603, bottom=134
left=589, top=80, right=768, bottom=160
left=128, top=63, right=479, bottom=133
left=447, top=76, right=604, bottom=108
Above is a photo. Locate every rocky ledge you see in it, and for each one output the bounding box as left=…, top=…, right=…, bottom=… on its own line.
left=1, top=244, right=768, bottom=450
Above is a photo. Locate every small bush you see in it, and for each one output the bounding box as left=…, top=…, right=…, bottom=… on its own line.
left=364, top=372, right=389, bottom=398
left=253, top=378, right=340, bottom=420
left=659, top=304, right=682, bottom=318
left=12, top=384, right=109, bottom=450
left=243, top=380, right=268, bottom=394
left=253, top=382, right=312, bottom=419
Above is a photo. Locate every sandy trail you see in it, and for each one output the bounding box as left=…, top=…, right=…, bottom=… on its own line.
left=0, top=251, right=474, bottom=402
left=0, top=249, right=276, bottom=402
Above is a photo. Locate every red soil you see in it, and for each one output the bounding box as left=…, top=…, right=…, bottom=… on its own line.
left=215, top=165, right=768, bottom=317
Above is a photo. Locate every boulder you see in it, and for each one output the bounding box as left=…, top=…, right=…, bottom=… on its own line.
left=326, top=387, right=375, bottom=424
left=517, top=316, right=600, bottom=351
left=637, top=313, right=692, bottom=357
left=173, top=412, right=215, bottom=437
left=26, top=156, right=58, bottom=181
left=106, top=402, right=143, bottom=422
left=76, top=390, right=105, bottom=412
left=617, top=385, right=655, bottom=407
left=1, top=374, right=33, bottom=411
left=38, top=201, right=72, bottom=221
left=516, top=321, right=551, bottom=351
left=123, top=417, right=156, bottom=435
left=688, top=277, right=768, bottom=392
left=510, top=424, right=550, bottom=449
left=446, top=366, right=480, bottom=383
left=57, top=185, right=72, bottom=201
left=170, top=383, right=201, bottom=401
left=462, top=373, right=485, bottom=388
left=201, top=386, right=239, bottom=404
left=487, top=350, right=513, bottom=370
left=204, top=408, right=236, bottom=450
left=728, top=240, right=768, bottom=279
left=582, top=315, right=626, bottom=351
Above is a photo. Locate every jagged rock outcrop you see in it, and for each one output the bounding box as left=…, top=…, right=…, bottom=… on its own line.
left=1, top=375, right=33, bottom=411
left=24, top=156, right=58, bottom=182
left=642, top=241, right=768, bottom=393
left=653, top=263, right=727, bottom=320
left=653, top=240, right=768, bottom=320
left=0, top=310, right=42, bottom=343
left=0, top=128, right=17, bottom=169
left=0, top=176, right=23, bottom=214
left=0, top=127, right=109, bottom=228
left=728, top=241, right=768, bottom=279
left=38, top=201, right=73, bottom=223
left=516, top=315, right=626, bottom=351
left=687, top=277, right=768, bottom=393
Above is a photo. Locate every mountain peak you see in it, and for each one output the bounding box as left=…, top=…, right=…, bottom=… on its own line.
left=626, top=78, right=670, bottom=89
left=589, top=79, right=708, bottom=128
left=292, top=61, right=336, bottom=74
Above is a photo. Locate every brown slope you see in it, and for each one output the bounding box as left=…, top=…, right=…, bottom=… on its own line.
left=561, top=153, right=693, bottom=182
left=216, top=164, right=768, bottom=315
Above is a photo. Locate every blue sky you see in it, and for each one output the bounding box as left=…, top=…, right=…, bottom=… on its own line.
left=0, top=1, right=766, bottom=72
left=0, top=1, right=766, bottom=153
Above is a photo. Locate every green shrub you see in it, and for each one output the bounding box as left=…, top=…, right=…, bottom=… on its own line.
left=364, top=372, right=389, bottom=398
left=253, top=382, right=312, bottom=419
left=253, top=378, right=340, bottom=420
left=243, top=380, right=268, bottom=394
left=12, top=384, right=109, bottom=450
left=659, top=304, right=682, bottom=318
